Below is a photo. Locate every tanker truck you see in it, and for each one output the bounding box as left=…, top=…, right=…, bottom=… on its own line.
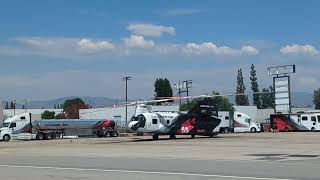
left=0, top=113, right=119, bottom=141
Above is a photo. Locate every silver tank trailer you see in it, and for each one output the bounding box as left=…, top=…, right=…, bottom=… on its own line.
left=34, top=119, right=111, bottom=130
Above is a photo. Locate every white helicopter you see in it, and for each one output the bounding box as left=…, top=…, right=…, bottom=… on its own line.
left=126, top=91, right=270, bottom=140
left=127, top=96, right=222, bottom=140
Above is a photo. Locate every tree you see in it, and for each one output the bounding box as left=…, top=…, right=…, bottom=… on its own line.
left=63, top=98, right=88, bottom=119
left=22, top=105, right=25, bottom=109
left=180, top=91, right=233, bottom=111
left=260, top=86, right=274, bottom=109
left=250, top=64, right=261, bottom=108
left=313, top=88, right=320, bottom=109
left=5, top=101, right=9, bottom=109
left=154, top=78, right=173, bottom=99
left=180, top=99, right=197, bottom=111
left=10, top=101, right=15, bottom=109
left=235, top=68, right=249, bottom=105
left=41, top=110, right=56, bottom=119
left=54, top=104, right=56, bottom=109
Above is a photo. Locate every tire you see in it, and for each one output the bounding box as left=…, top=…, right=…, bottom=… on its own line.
left=152, top=134, right=159, bottom=140
left=44, top=133, right=52, bottom=140
left=3, top=134, right=10, bottom=142
left=223, top=128, right=229, bottom=134
left=250, top=127, right=257, bottom=133
left=111, top=131, right=118, bottom=137
left=169, top=134, right=176, bottom=139
left=191, top=134, right=195, bottom=139
left=311, top=127, right=316, bottom=132
left=36, top=133, right=44, bottom=140
left=104, top=131, right=111, bottom=137
left=284, top=127, right=289, bottom=132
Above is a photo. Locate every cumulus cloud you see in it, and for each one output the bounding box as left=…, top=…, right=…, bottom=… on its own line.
left=241, top=46, right=259, bottom=55
left=280, top=44, right=318, bottom=56
left=78, top=38, right=114, bottom=50
left=183, top=42, right=259, bottom=56
left=123, top=35, right=155, bottom=48
left=127, top=23, right=175, bottom=37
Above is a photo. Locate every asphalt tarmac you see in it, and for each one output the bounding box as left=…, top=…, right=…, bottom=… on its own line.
left=0, top=133, right=320, bottom=180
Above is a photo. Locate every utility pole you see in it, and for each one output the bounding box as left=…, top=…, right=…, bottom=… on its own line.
left=123, top=76, right=132, bottom=133
left=24, top=99, right=27, bottom=113
left=13, top=100, right=16, bottom=116
left=175, top=80, right=192, bottom=105
left=182, top=80, right=192, bottom=103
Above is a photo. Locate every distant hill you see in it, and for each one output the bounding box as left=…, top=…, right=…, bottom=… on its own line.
left=11, top=96, right=126, bottom=109
left=4, top=92, right=315, bottom=109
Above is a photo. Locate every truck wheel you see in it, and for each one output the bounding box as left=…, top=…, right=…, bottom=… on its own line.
left=111, top=131, right=118, bottom=137
left=311, top=127, right=316, bottom=132
left=104, top=131, right=111, bottom=137
left=3, top=134, right=10, bottom=142
left=36, top=133, right=44, bottom=140
left=44, top=133, right=52, bottom=140
left=250, top=127, right=257, bottom=133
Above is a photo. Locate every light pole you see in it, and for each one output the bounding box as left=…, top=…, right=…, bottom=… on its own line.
left=123, top=76, right=132, bottom=133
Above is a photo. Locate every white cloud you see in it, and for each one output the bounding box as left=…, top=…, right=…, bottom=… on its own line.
left=183, top=42, right=259, bottom=56
left=123, top=35, right=155, bottom=48
left=280, top=44, right=318, bottom=56
left=241, top=46, right=259, bottom=55
left=164, top=8, right=206, bottom=16
left=127, top=23, right=175, bottom=37
left=78, top=38, right=114, bottom=50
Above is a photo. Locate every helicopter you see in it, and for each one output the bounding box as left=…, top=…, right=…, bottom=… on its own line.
left=127, top=97, right=222, bottom=140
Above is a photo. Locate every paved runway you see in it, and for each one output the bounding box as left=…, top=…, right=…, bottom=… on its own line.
left=1, top=133, right=320, bottom=180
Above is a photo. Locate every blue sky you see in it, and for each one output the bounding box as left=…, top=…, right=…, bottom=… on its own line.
left=0, top=0, right=319, bottom=101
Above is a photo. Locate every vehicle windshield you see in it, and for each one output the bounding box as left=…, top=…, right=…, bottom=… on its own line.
left=245, top=118, right=251, bottom=124
left=3, top=122, right=10, bottom=127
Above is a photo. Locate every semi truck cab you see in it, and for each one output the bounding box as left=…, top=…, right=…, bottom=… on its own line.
left=0, top=113, right=31, bottom=141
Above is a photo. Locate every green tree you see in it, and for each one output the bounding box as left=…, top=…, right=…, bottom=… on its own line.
left=180, top=100, right=197, bottom=111
left=63, top=98, right=88, bottom=119
left=313, top=88, right=320, bottom=109
left=260, top=86, right=274, bottom=109
left=180, top=91, right=232, bottom=111
left=5, top=101, right=9, bottom=109
left=250, top=64, right=261, bottom=108
left=235, top=68, right=249, bottom=105
left=10, top=101, right=15, bottom=109
left=154, top=78, right=173, bottom=99
left=41, top=110, right=56, bottom=119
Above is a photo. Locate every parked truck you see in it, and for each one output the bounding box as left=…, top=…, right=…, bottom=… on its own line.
left=213, top=111, right=261, bottom=133
left=0, top=113, right=118, bottom=141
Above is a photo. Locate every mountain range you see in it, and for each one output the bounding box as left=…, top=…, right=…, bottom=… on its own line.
left=3, top=92, right=314, bottom=109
